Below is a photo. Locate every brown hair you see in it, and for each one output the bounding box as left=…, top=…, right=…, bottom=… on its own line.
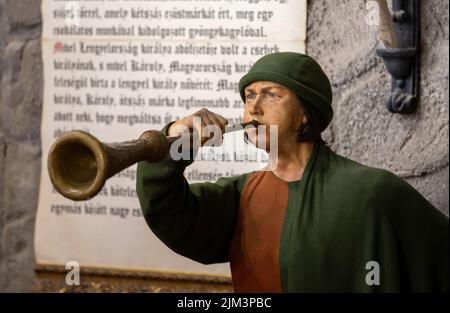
left=296, top=97, right=326, bottom=144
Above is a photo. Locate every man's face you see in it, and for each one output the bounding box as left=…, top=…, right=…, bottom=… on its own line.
left=243, top=81, right=307, bottom=150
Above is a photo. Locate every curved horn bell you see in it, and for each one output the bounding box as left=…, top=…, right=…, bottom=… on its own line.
left=47, top=130, right=168, bottom=201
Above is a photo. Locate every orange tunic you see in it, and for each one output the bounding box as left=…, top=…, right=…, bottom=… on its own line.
left=229, top=171, right=289, bottom=292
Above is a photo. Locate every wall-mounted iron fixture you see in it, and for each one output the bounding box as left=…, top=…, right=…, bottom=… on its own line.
left=376, top=0, right=420, bottom=113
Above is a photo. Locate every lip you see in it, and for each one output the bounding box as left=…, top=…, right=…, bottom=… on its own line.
left=246, top=119, right=265, bottom=126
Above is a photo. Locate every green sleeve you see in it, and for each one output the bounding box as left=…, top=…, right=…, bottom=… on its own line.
left=136, top=124, right=247, bottom=265
left=373, top=170, right=449, bottom=292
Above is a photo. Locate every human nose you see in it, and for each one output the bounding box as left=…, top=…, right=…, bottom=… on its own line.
left=247, top=94, right=264, bottom=117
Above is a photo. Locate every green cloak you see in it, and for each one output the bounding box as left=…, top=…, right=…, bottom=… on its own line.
left=136, top=136, right=449, bottom=292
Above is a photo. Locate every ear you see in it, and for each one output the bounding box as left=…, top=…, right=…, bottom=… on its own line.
left=302, top=114, right=308, bottom=124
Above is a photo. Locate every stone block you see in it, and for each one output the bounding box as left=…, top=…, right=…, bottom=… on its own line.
left=0, top=217, right=36, bottom=291
left=1, top=39, right=42, bottom=141
left=6, top=0, right=41, bottom=30
left=2, top=142, right=41, bottom=223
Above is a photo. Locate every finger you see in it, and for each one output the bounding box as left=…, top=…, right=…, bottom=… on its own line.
left=214, top=113, right=229, bottom=126
left=207, top=111, right=226, bottom=133
left=193, top=111, right=212, bottom=146
left=181, top=115, right=194, bottom=131
left=169, top=119, right=190, bottom=137
left=191, top=113, right=203, bottom=147
left=205, top=112, right=225, bottom=146
left=202, top=115, right=219, bottom=146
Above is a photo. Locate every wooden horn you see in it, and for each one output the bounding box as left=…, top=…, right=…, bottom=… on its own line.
left=47, top=130, right=169, bottom=201
left=47, top=121, right=258, bottom=201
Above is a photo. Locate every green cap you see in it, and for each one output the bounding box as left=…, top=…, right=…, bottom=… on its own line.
left=238, top=52, right=333, bottom=131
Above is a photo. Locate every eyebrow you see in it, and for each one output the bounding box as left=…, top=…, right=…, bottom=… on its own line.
left=244, top=86, right=283, bottom=93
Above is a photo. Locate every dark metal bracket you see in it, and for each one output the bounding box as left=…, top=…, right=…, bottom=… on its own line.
left=376, top=0, right=420, bottom=113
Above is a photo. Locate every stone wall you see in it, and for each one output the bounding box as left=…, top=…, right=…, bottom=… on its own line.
left=308, top=0, right=449, bottom=214
left=0, top=0, right=448, bottom=291
left=0, top=0, right=43, bottom=292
